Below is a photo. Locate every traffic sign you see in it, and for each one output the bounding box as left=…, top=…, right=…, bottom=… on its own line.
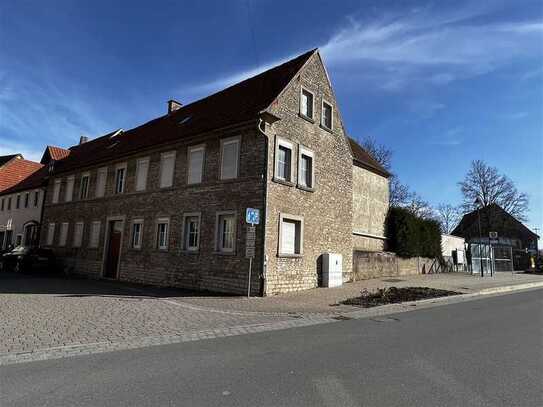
left=246, top=208, right=260, bottom=225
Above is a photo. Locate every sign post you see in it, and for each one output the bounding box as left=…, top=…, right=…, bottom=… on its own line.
left=245, top=208, right=260, bottom=298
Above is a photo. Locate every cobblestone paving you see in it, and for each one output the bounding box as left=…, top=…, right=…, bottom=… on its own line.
left=0, top=273, right=291, bottom=358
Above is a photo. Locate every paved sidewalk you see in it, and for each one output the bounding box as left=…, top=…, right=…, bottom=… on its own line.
left=166, top=271, right=543, bottom=314
left=1, top=271, right=542, bottom=365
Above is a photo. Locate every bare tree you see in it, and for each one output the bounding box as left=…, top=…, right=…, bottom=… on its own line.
left=459, top=160, right=529, bottom=221
left=405, top=193, right=435, bottom=220
left=436, top=203, right=461, bottom=234
left=389, top=177, right=410, bottom=207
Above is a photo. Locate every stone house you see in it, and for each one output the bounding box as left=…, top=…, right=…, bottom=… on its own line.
left=40, top=49, right=389, bottom=295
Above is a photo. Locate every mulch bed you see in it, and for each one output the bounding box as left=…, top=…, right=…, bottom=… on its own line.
left=341, top=287, right=460, bottom=308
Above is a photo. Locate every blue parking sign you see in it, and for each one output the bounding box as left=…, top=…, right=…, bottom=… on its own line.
left=246, top=208, right=260, bottom=225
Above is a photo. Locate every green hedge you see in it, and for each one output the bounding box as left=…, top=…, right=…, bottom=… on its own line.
left=385, top=207, right=442, bottom=259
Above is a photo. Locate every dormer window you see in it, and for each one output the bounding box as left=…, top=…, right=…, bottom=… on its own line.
left=300, top=88, right=314, bottom=120
left=321, top=100, right=333, bottom=130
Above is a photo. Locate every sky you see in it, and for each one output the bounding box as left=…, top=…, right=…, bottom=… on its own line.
left=1, top=0, right=542, bottom=233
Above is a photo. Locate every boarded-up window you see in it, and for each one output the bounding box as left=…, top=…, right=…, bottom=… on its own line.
left=59, top=223, right=69, bottom=247
left=64, top=177, right=74, bottom=202
left=52, top=179, right=61, bottom=203
left=73, top=222, right=84, bottom=247
left=46, top=223, right=55, bottom=246
left=160, top=152, right=176, bottom=188
left=280, top=215, right=303, bottom=255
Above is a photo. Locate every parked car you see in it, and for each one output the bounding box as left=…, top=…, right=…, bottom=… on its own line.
left=2, top=246, right=56, bottom=273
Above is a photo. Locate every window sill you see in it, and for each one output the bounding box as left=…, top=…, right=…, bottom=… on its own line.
left=181, top=249, right=200, bottom=255
left=319, top=124, right=333, bottom=133
left=278, top=253, right=303, bottom=258
left=296, top=184, right=315, bottom=193
left=213, top=251, right=237, bottom=256
left=272, top=177, right=295, bottom=187
left=298, top=113, right=315, bottom=124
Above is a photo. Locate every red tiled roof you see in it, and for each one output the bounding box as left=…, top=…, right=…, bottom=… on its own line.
left=53, top=49, right=317, bottom=174
left=348, top=137, right=390, bottom=178
left=40, top=145, right=71, bottom=164
left=0, top=157, right=44, bottom=193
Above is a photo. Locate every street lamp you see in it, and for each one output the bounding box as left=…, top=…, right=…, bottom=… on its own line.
left=475, top=198, right=484, bottom=277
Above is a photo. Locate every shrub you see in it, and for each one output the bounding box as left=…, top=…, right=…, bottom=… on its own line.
left=385, top=207, right=442, bottom=259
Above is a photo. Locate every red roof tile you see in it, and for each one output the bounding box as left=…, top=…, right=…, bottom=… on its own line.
left=40, top=145, right=71, bottom=164
left=53, top=49, right=317, bottom=174
left=348, top=137, right=390, bottom=178
left=0, top=157, right=44, bottom=193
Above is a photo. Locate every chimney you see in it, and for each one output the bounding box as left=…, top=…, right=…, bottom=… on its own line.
left=79, top=135, right=89, bottom=145
left=168, top=99, right=183, bottom=114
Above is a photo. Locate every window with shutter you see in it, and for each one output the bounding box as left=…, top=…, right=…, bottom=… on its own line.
left=52, top=179, right=61, bottom=203
left=89, top=221, right=101, bottom=248
left=279, top=214, right=303, bottom=256
left=160, top=152, right=176, bottom=188
left=135, top=158, right=149, bottom=191
left=188, top=146, right=205, bottom=184
left=220, top=137, right=240, bottom=180
left=59, top=223, right=69, bottom=247
left=65, top=177, right=74, bottom=202
left=96, top=167, right=107, bottom=197
left=73, top=222, right=84, bottom=247
left=47, top=223, right=55, bottom=246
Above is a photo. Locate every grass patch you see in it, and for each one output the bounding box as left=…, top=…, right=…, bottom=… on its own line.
left=341, top=287, right=460, bottom=308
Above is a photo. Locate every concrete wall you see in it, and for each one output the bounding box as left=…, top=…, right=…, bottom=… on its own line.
left=41, top=123, right=266, bottom=295
left=0, top=188, right=45, bottom=248
left=264, top=52, right=354, bottom=294
left=352, top=165, right=389, bottom=252
left=352, top=251, right=436, bottom=281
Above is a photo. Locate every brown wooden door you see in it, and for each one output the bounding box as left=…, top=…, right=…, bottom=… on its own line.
left=104, top=221, right=122, bottom=278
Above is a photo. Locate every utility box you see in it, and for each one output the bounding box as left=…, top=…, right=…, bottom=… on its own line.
left=322, top=253, right=343, bottom=287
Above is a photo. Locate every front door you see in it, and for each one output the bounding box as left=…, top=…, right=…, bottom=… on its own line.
left=104, top=220, right=122, bottom=279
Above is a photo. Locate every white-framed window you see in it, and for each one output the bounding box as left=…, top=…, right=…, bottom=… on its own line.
left=156, top=218, right=170, bottom=250
left=73, top=222, right=84, bottom=248
left=46, top=223, right=55, bottom=246
left=216, top=211, right=236, bottom=253
left=187, top=145, right=205, bottom=184
left=79, top=173, right=90, bottom=199
left=182, top=213, right=201, bottom=251
left=65, top=176, right=74, bottom=202
left=131, top=219, right=144, bottom=249
left=321, top=100, right=333, bottom=130
left=220, top=136, right=240, bottom=180
left=279, top=213, right=304, bottom=256
left=135, top=157, right=150, bottom=192
left=96, top=167, right=108, bottom=198
left=115, top=163, right=127, bottom=194
left=300, top=87, right=314, bottom=119
left=159, top=151, right=176, bottom=188
left=52, top=179, right=61, bottom=204
left=59, top=222, right=69, bottom=247
left=298, top=146, right=315, bottom=189
left=89, top=221, right=101, bottom=248
left=275, top=137, right=294, bottom=182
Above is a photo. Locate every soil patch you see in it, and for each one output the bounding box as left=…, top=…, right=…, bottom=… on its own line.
left=341, top=286, right=460, bottom=308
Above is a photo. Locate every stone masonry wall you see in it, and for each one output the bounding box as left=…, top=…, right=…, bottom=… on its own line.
left=353, top=251, right=436, bottom=281
left=41, top=123, right=266, bottom=296
left=352, top=165, right=388, bottom=252
left=264, top=52, right=354, bottom=294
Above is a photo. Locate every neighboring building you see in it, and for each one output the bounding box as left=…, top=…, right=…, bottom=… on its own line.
left=452, top=203, right=539, bottom=271
left=40, top=49, right=389, bottom=295
left=0, top=148, right=70, bottom=250
left=0, top=156, right=45, bottom=249
left=0, top=154, right=22, bottom=169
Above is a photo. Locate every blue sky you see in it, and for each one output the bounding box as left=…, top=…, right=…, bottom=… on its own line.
left=1, top=0, right=542, bottom=233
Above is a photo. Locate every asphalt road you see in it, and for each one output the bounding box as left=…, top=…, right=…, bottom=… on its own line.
left=2, top=289, right=542, bottom=407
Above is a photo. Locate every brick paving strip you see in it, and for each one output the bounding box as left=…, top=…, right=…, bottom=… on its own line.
left=1, top=272, right=542, bottom=366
